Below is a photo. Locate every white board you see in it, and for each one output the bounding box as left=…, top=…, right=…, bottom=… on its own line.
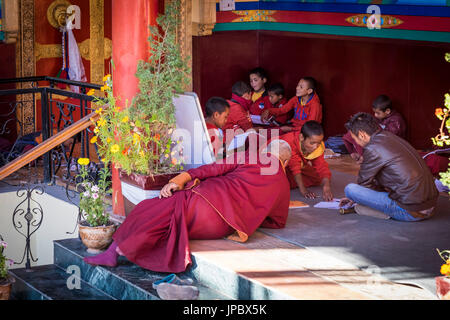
left=173, top=92, right=215, bottom=169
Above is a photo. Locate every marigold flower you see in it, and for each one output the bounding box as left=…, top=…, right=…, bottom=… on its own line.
left=436, top=108, right=444, bottom=117
left=95, top=107, right=103, bottom=114
left=103, top=74, right=111, bottom=82
left=122, top=116, right=129, bottom=123
left=122, top=147, right=129, bottom=155
left=86, top=89, right=95, bottom=96
left=441, top=264, right=450, bottom=275
left=90, top=136, right=98, bottom=144
left=77, top=158, right=90, bottom=166
left=110, top=144, right=120, bottom=153
left=97, top=118, right=106, bottom=127
left=106, top=137, right=111, bottom=143
left=154, top=134, right=161, bottom=141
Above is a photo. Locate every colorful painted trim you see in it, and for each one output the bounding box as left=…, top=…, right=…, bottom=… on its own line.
left=216, top=2, right=450, bottom=17
left=213, top=21, right=450, bottom=43
left=346, top=14, right=403, bottom=28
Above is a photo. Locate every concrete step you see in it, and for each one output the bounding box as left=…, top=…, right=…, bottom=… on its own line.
left=53, top=238, right=232, bottom=300
left=9, top=264, right=115, bottom=300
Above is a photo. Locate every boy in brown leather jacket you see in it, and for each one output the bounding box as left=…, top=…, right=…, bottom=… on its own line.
left=340, top=112, right=438, bottom=221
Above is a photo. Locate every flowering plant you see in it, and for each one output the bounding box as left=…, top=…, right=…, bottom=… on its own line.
left=0, top=239, right=14, bottom=282
left=76, top=158, right=111, bottom=227
left=437, top=248, right=450, bottom=278
left=86, top=0, right=190, bottom=176
left=431, top=55, right=450, bottom=195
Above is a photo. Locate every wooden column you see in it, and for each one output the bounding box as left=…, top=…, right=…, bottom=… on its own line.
left=111, top=0, right=159, bottom=216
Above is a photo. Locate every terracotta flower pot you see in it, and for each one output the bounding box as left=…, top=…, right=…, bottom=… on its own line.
left=436, top=276, right=450, bottom=300
left=78, top=222, right=116, bottom=254
left=0, top=277, right=13, bottom=300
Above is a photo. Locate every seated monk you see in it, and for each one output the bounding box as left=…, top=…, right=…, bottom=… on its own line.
left=83, top=140, right=292, bottom=273
left=278, top=120, right=333, bottom=201
left=340, top=112, right=438, bottom=221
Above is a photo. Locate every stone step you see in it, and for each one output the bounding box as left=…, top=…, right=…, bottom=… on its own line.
left=9, top=264, right=115, bottom=300
left=53, top=238, right=232, bottom=300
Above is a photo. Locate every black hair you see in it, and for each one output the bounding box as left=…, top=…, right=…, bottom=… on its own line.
left=249, top=67, right=268, bottom=81
left=232, top=81, right=252, bottom=97
left=301, top=76, right=317, bottom=92
left=345, top=112, right=380, bottom=136
left=301, top=120, right=324, bottom=139
left=372, top=94, right=392, bottom=112
left=205, top=97, right=230, bottom=117
left=268, top=83, right=284, bottom=96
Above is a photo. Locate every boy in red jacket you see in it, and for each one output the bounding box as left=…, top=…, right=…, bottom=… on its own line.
left=248, top=67, right=268, bottom=115
left=279, top=120, right=333, bottom=201
left=204, top=97, right=230, bottom=158
left=261, top=77, right=322, bottom=132
left=223, top=81, right=253, bottom=134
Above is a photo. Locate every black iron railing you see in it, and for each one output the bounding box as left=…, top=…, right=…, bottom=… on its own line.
left=0, top=76, right=103, bottom=184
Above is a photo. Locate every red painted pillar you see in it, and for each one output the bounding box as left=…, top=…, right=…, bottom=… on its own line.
left=111, top=0, right=159, bottom=216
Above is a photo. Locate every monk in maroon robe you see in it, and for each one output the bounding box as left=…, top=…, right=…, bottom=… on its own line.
left=83, top=141, right=292, bottom=273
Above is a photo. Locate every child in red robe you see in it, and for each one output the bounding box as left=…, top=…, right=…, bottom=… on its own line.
left=204, top=97, right=230, bottom=158
left=343, top=94, right=406, bottom=163
left=264, top=83, right=289, bottom=125
left=223, top=81, right=253, bottom=141
left=279, top=120, right=333, bottom=201
left=83, top=142, right=292, bottom=273
left=261, top=77, right=322, bottom=133
left=248, top=67, right=268, bottom=115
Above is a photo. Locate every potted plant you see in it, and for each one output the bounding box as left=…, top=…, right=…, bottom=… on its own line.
left=436, top=248, right=450, bottom=300
left=87, top=0, right=190, bottom=214
left=76, top=158, right=116, bottom=253
left=0, top=238, right=15, bottom=300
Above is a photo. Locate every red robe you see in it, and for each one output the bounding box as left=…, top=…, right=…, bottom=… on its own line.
left=249, top=90, right=268, bottom=115
left=206, top=122, right=223, bottom=157
left=112, top=152, right=290, bottom=273
left=267, top=94, right=322, bottom=131
left=223, top=99, right=253, bottom=134
left=280, top=131, right=331, bottom=189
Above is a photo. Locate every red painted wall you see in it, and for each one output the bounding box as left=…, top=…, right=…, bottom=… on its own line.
left=0, top=43, right=17, bottom=141
left=193, top=30, right=450, bottom=150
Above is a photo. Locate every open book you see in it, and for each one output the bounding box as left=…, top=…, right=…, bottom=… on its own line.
left=289, top=200, right=309, bottom=209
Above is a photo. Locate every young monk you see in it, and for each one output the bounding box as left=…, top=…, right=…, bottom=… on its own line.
left=223, top=81, right=253, bottom=134
left=279, top=120, right=333, bottom=201
left=248, top=67, right=268, bottom=115
left=261, top=77, right=322, bottom=133
left=264, top=83, right=289, bottom=125
left=343, top=94, right=406, bottom=163
left=204, top=97, right=230, bottom=158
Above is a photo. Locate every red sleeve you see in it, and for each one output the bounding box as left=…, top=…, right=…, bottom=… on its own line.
left=236, top=109, right=253, bottom=131
left=268, top=96, right=297, bottom=116
left=308, top=99, right=322, bottom=123
left=280, top=132, right=303, bottom=176
left=311, top=154, right=331, bottom=180
left=259, top=211, right=287, bottom=229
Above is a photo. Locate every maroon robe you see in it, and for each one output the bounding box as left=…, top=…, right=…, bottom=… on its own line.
left=112, top=152, right=290, bottom=273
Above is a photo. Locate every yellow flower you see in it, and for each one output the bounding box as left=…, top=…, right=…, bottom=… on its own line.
left=110, top=144, right=120, bottom=153
left=106, top=137, right=111, bottom=143
left=86, top=89, right=95, bottom=96
left=139, top=151, right=145, bottom=157
left=94, top=127, right=99, bottom=134
left=441, top=264, right=450, bottom=275
left=95, top=107, right=103, bottom=114
left=132, top=133, right=140, bottom=144
left=121, top=116, right=129, bottom=123
left=100, top=85, right=107, bottom=92
left=77, top=158, right=90, bottom=166
left=90, top=136, right=98, bottom=144
left=97, top=118, right=107, bottom=127
left=102, top=74, right=111, bottom=82
left=114, top=106, right=120, bottom=112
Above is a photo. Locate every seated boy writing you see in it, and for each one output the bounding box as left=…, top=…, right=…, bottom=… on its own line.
left=343, top=94, right=406, bottom=163
left=261, top=77, right=322, bottom=133
left=278, top=120, right=333, bottom=201
left=204, top=97, right=230, bottom=158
